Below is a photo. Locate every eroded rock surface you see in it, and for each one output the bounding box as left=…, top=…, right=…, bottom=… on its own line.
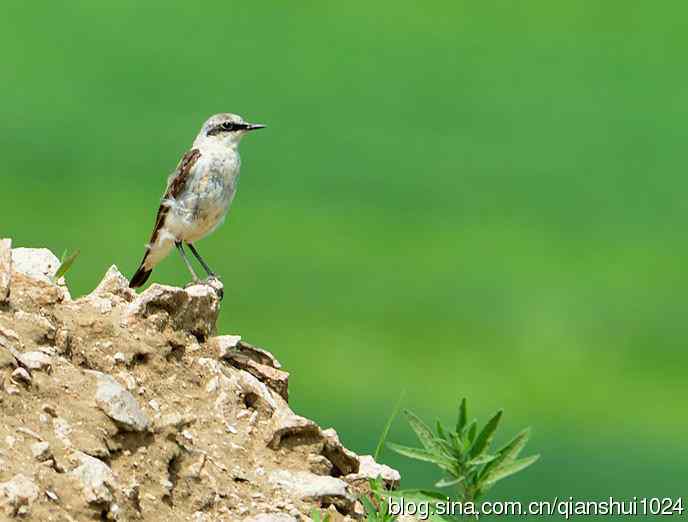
left=0, top=240, right=400, bottom=521
left=0, top=239, right=11, bottom=303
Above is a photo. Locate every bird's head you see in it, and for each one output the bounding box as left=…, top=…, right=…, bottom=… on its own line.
left=195, top=113, right=266, bottom=149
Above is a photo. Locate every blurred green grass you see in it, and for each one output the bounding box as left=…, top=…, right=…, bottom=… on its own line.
left=2, top=1, right=687, bottom=517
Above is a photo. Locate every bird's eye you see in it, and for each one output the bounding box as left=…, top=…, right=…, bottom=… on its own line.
left=222, top=122, right=234, bottom=131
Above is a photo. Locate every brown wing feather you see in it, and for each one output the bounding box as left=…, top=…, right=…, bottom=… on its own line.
left=148, top=148, right=202, bottom=246
left=129, top=148, right=201, bottom=288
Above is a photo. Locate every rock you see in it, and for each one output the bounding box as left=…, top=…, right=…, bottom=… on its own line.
left=69, top=451, right=116, bottom=504
left=211, top=334, right=242, bottom=357
left=92, top=265, right=137, bottom=303
left=13, top=310, right=56, bottom=343
left=54, top=327, right=71, bottom=354
left=268, top=408, right=320, bottom=449
left=156, top=412, right=197, bottom=431
left=214, top=337, right=282, bottom=369
left=226, top=353, right=290, bottom=401
left=0, top=244, right=408, bottom=520
left=0, top=239, right=10, bottom=303
left=126, top=283, right=220, bottom=338
left=11, top=248, right=61, bottom=283
left=243, top=514, right=297, bottom=522
left=16, top=351, right=52, bottom=373
left=308, top=454, right=334, bottom=476
left=0, top=474, right=39, bottom=517
left=0, top=346, right=17, bottom=369
left=9, top=247, right=70, bottom=308
left=269, top=470, right=355, bottom=512
left=93, top=372, right=151, bottom=432
left=11, top=367, right=31, bottom=385
left=0, top=325, right=21, bottom=347
left=237, top=340, right=283, bottom=369
left=345, top=455, right=401, bottom=489
left=235, top=368, right=279, bottom=412
left=3, top=379, right=20, bottom=395
left=321, top=428, right=360, bottom=475
left=31, top=441, right=52, bottom=462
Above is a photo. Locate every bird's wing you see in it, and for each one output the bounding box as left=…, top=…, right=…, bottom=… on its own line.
left=147, top=148, right=202, bottom=246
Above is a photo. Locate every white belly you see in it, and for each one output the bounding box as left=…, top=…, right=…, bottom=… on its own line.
left=144, top=149, right=240, bottom=269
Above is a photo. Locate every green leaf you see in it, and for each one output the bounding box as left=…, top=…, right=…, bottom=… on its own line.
left=389, top=489, right=448, bottom=502
left=456, top=398, right=467, bottom=432
left=387, top=443, right=454, bottom=471
left=479, top=428, right=531, bottom=480
left=467, top=453, right=499, bottom=467
left=52, top=249, right=80, bottom=282
left=481, top=455, right=540, bottom=486
left=470, top=410, right=502, bottom=458
left=450, top=431, right=463, bottom=453
left=497, top=428, right=531, bottom=460
left=463, top=420, right=477, bottom=447
left=404, top=409, right=438, bottom=451
left=374, top=392, right=404, bottom=461
left=435, top=476, right=464, bottom=488
left=436, top=420, right=447, bottom=441
left=435, top=438, right=459, bottom=459
left=360, top=494, right=378, bottom=520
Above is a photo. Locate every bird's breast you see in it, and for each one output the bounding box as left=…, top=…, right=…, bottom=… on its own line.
left=190, top=153, right=240, bottom=208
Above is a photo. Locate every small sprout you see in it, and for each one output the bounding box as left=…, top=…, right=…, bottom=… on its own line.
left=52, top=249, right=80, bottom=282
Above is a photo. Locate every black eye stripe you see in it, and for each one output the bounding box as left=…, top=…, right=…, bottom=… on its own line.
left=208, top=121, right=238, bottom=136
left=207, top=121, right=245, bottom=136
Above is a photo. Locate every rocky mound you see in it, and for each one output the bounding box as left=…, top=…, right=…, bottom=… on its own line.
left=0, top=239, right=399, bottom=521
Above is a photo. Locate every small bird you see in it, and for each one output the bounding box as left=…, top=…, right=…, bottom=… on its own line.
left=129, top=113, right=265, bottom=289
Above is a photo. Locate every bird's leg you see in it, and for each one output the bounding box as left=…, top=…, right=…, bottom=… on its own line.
left=175, top=242, right=200, bottom=284
left=187, top=243, right=223, bottom=300
left=187, top=243, right=218, bottom=279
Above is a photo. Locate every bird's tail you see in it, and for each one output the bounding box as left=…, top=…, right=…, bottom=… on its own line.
left=129, top=251, right=153, bottom=288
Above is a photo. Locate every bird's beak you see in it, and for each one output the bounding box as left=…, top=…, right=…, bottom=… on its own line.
left=245, top=123, right=266, bottom=131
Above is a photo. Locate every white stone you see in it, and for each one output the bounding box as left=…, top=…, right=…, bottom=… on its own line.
left=69, top=451, right=116, bottom=504
left=11, top=248, right=61, bottom=283
left=11, top=367, right=31, bottom=385
left=0, top=474, right=39, bottom=515
left=93, top=372, right=151, bottom=432
left=212, top=334, right=242, bottom=358
left=31, top=441, right=51, bottom=462
left=269, top=469, right=354, bottom=508
left=267, top=407, right=319, bottom=449
left=346, top=455, right=401, bottom=488
left=17, top=351, right=53, bottom=372
left=92, top=265, right=136, bottom=302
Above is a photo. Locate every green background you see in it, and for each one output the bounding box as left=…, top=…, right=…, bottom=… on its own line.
left=2, top=1, right=686, bottom=518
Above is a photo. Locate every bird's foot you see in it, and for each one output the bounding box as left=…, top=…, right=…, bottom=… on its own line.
left=203, top=275, right=224, bottom=300
left=184, top=277, right=223, bottom=300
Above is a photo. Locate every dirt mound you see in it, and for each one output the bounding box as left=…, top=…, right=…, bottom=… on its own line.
left=0, top=239, right=399, bottom=521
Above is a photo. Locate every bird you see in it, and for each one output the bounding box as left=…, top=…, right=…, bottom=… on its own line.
left=129, top=113, right=265, bottom=290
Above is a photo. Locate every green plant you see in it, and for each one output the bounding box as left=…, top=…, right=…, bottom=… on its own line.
left=52, top=249, right=80, bottom=282
left=360, top=476, right=397, bottom=522
left=309, top=509, right=333, bottom=522
left=389, top=398, right=539, bottom=506
left=358, top=393, right=405, bottom=521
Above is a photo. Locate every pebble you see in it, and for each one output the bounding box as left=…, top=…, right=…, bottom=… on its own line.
left=11, top=367, right=31, bottom=385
